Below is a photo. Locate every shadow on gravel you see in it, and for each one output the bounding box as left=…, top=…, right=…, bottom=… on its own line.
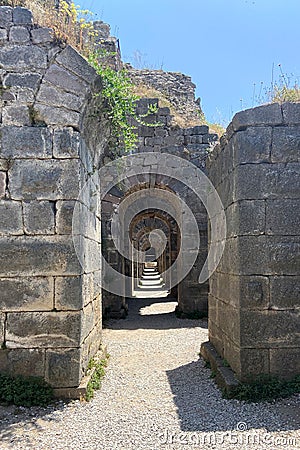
left=0, top=401, right=69, bottom=448
left=104, top=297, right=208, bottom=331
left=167, top=360, right=300, bottom=433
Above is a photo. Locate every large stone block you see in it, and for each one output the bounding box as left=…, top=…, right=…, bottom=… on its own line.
left=232, top=103, right=283, bottom=131
left=2, top=105, right=31, bottom=126
left=266, top=199, right=300, bottom=235
left=1, top=126, right=52, bottom=159
left=35, top=104, right=81, bottom=129
left=0, top=276, right=53, bottom=311
left=0, top=28, right=7, bottom=42
left=56, top=200, right=76, bottom=234
left=0, top=6, right=12, bottom=27
left=282, top=102, right=300, bottom=125
left=272, top=126, right=300, bottom=162
left=23, top=200, right=55, bottom=234
left=239, top=348, right=270, bottom=381
left=6, top=311, right=82, bottom=348
left=240, top=309, right=300, bottom=348
left=0, top=348, right=45, bottom=377
left=267, top=236, right=300, bottom=275
left=55, top=276, right=83, bottom=310
left=270, top=276, right=300, bottom=309
left=9, top=25, right=30, bottom=43
left=218, top=303, right=240, bottom=345
left=9, top=159, right=81, bottom=200
left=44, top=64, right=88, bottom=97
left=270, top=348, right=300, bottom=380
left=12, top=7, right=33, bottom=25
left=4, top=72, right=42, bottom=91
left=45, top=348, right=81, bottom=387
left=232, top=126, right=271, bottom=165
left=0, top=236, right=82, bottom=276
left=0, top=172, right=5, bottom=199
left=55, top=45, right=98, bottom=84
left=226, top=200, right=265, bottom=237
left=53, top=128, right=80, bottom=159
left=0, top=45, right=47, bottom=70
left=37, top=83, right=84, bottom=112
left=31, top=27, right=53, bottom=44
left=0, top=200, right=23, bottom=235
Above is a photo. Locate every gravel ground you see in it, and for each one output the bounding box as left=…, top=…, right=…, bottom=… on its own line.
left=0, top=298, right=299, bottom=450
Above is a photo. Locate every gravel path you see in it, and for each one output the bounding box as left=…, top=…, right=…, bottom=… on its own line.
left=0, top=298, right=299, bottom=450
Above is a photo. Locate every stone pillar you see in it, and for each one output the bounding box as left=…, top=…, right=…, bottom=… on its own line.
left=205, top=103, right=300, bottom=381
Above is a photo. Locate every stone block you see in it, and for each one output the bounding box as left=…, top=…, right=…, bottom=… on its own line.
left=45, top=348, right=81, bottom=387
left=0, top=276, right=53, bottom=311
left=55, top=276, right=83, bottom=310
left=232, top=127, right=272, bottom=165
left=55, top=45, right=98, bottom=84
left=0, top=6, right=12, bottom=28
left=270, top=348, right=300, bottom=380
left=6, top=349, right=45, bottom=377
left=37, top=83, right=84, bottom=112
left=44, top=64, right=88, bottom=97
left=1, top=126, right=52, bottom=159
left=0, top=312, right=4, bottom=344
left=9, top=25, right=30, bottom=43
left=53, top=128, right=80, bottom=158
left=240, top=309, right=300, bottom=348
left=270, top=276, right=300, bottom=309
left=9, top=159, right=80, bottom=200
left=218, top=303, right=240, bottom=345
left=6, top=311, right=82, bottom=348
left=13, top=7, right=33, bottom=25
left=192, top=125, right=209, bottom=134
left=282, top=102, right=300, bottom=124
left=23, top=201, right=55, bottom=234
left=240, top=348, right=270, bottom=381
left=266, top=199, right=300, bottom=235
left=2, top=105, right=30, bottom=126
left=226, top=200, right=265, bottom=237
left=0, top=200, right=23, bottom=235
left=0, top=28, right=7, bottom=42
left=56, top=200, right=75, bottom=234
left=232, top=103, right=283, bottom=131
left=0, top=236, right=82, bottom=276
left=4, top=72, right=41, bottom=91
left=0, top=172, right=6, bottom=199
left=35, top=104, right=80, bottom=128
left=0, top=45, right=47, bottom=70
left=31, top=27, right=53, bottom=44
left=267, top=236, right=300, bottom=275
left=234, top=163, right=300, bottom=201
left=138, top=125, right=155, bottom=137
left=272, top=126, right=300, bottom=163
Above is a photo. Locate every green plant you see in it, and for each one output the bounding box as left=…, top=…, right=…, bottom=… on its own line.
left=0, top=372, right=53, bottom=406
left=225, top=374, right=300, bottom=403
left=85, top=355, right=109, bottom=401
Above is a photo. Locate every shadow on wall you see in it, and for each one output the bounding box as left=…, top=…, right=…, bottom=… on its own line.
left=166, top=360, right=300, bottom=433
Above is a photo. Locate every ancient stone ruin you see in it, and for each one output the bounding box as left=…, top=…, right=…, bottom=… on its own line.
left=0, top=6, right=299, bottom=396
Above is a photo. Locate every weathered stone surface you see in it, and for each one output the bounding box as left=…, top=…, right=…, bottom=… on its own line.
left=1, top=126, right=52, bottom=159
left=31, top=27, right=53, bottom=44
left=282, top=102, right=300, bottom=124
left=6, top=311, right=81, bottom=348
left=232, top=103, right=283, bottom=131
left=9, top=25, right=30, bottom=43
left=37, top=83, right=84, bottom=112
left=232, top=126, right=271, bottom=165
left=0, top=6, right=12, bottom=28
left=55, top=45, right=98, bottom=84
left=35, top=104, right=81, bottom=128
left=226, top=200, right=265, bottom=237
left=0, top=172, right=6, bottom=199
left=0, top=276, right=53, bottom=311
left=13, top=6, right=33, bottom=25
left=56, top=200, right=75, bottom=234
left=44, top=64, right=88, bottom=96
left=0, top=28, right=7, bottom=42
left=23, top=201, right=55, bottom=234
left=0, top=312, right=4, bottom=344
left=0, top=200, right=23, bottom=235
left=55, top=276, right=82, bottom=310
left=272, top=126, right=300, bottom=162
left=267, top=236, right=300, bottom=275
left=9, top=159, right=80, bottom=200
left=0, top=45, right=47, bottom=70
left=0, top=236, right=82, bottom=276
left=266, top=199, right=300, bottom=235
left=4, top=72, right=41, bottom=91
left=270, top=348, right=300, bottom=380
left=2, top=105, right=30, bottom=126
left=1, top=348, right=45, bottom=377
left=240, top=348, right=270, bottom=381
left=270, top=276, right=300, bottom=309
left=240, top=309, right=300, bottom=348
left=53, top=129, right=80, bottom=158
left=45, top=348, right=81, bottom=387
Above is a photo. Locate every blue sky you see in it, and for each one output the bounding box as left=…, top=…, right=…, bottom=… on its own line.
left=80, top=0, right=300, bottom=125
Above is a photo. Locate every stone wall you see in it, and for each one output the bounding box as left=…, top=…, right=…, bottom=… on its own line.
left=206, top=103, right=300, bottom=381
left=0, top=6, right=106, bottom=390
